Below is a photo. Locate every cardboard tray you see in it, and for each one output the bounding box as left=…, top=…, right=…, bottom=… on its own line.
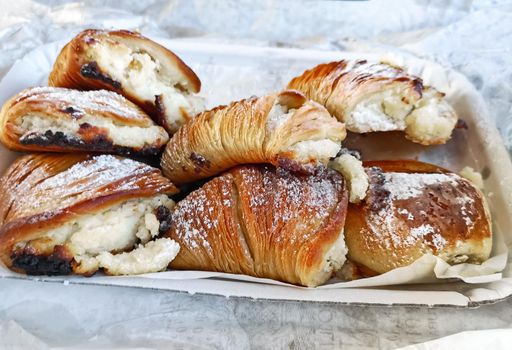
left=1, top=39, right=511, bottom=307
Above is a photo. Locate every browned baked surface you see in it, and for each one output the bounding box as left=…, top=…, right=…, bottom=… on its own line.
left=288, top=60, right=457, bottom=145
left=0, top=87, right=168, bottom=155
left=48, top=29, right=200, bottom=119
left=161, top=90, right=346, bottom=184
left=165, top=165, right=348, bottom=287
left=344, top=160, right=492, bottom=277
left=0, top=153, right=178, bottom=269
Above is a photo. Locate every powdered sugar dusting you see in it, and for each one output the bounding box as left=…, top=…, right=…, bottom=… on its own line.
left=383, top=172, right=458, bottom=200
left=15, top=87, right=147, bottom=122
left=15, top=155, right=169, bottom=217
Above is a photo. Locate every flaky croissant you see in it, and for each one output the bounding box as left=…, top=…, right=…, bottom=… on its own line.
left=0, top=87, right=168, bottom=155
left=165, top=165, right=349, bottom=287
left=288, top=60, right=458, bottom=145
left=161, top=90, right=346, bottom=184
left=48, top=29, right=204, bottom=134
left=343, top=160, right=492, bottom=278
left=0, top=153, right=179, bottom=276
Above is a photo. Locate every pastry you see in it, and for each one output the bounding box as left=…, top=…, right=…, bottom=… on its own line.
left=287, top=60, right=458, bottom=145
left=165, top=165, right=349, bottom=287
left=161, top=90, right=346, bottom=184
left=0, top=87, right=169, bottom=156
left=343, top=160, right=492, bottom=278
left=0, top=153, right=180, bottom=276
left=48, top=29, right=204, bottom=134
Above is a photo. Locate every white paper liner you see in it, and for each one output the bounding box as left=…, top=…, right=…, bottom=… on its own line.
left=0, top=38, right=510, bottom=294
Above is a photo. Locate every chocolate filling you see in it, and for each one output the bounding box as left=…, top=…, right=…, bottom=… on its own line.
left=155, top=205, right=173, bottom=235
left=20, top=130, right=162, bottom=156
left=80, top=62, right=122, bottom=89
left=190, top=152, right=211, bottom=174
left=11, top=253, right=72, bottom=276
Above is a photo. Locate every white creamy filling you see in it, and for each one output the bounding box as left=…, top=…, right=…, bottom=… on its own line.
left=329, top=153, right=369, bottom=203
left=308, top=230, right=347, bottom=287
left=287, top=139, right=341, bottom=164
left=348, top=87, right=456, bottom=144
left=94, top=44, right=204, bottom=131
left=265, top=104, right=295, bottom=133
left=18, top=114, right=168, bottom=148
left=405, top=98, right=456, bottom=143
left=459, top=166, right=484, bottom=190
left=28, top=195, right=177, bottom=275
left=97, top=238, right=180, bottom=275
left=348, top=89, right=412, bottom=132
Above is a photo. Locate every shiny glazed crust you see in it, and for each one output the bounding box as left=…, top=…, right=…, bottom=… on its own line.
left=344, top=160, right=492, bottom=277
left=165, top=165, right=349, bottom=287
left=160, top=90, right=346, bottom=184
left=0, top=87, right=169, bottom=155
left=0, top=153, right=178, bottom=269
left=48, top=29, right=201, bottom=126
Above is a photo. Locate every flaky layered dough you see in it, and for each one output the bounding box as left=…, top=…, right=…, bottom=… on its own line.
left=344, top=160, right=492, bottom=278
left=165, top=165, right=349, bottom=287
left=288, top=60, right=458, bottom=145
left=0, top=154, right=178, bottom=275
left=48, top=29, right=203, bottom=133
left=0, top=87, right=169, bottom=155
left=161, top=90, right=346, bottom=184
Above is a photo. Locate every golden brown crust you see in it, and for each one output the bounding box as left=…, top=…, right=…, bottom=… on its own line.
left=288, top=60, right=423, bottom=121
left=0, top=153, right=178, bottom=267
left=165, top=165, right=349, bottom=287
left=48, top=29, right=201, bottom=122
left=0, top=87, right=168, bottom=155
left=288, top=60, right=457, bottom=145
left=344, top=160, right=492, bottom=277
left=161, top=90, right=346, bottom=184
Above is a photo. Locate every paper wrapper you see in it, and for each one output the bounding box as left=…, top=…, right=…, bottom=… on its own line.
left=0, top=39, right=511, bottom=304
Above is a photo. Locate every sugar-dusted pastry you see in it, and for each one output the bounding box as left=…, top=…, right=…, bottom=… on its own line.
left=0, top=87, right=169, bottom=155
left=0, top=153, right=180, bottom=276
left=343, top=160, right=492, bottom=278
left=165, top=165, right=349, bottom=287
left=48, top=29, right=204, bottom=134
left=161, top=90, right=346, bottom=184
left=287, top=60, right=458, bottom=145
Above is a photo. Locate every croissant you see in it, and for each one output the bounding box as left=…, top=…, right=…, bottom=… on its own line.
left=0, top=87, right=169, bottom=155
left=161, top=90, right=346, bottom=184
left=0, top=153, right=180, bottom=276
left=164, top=165, right=349, bottom=287
left=343, top=160, right=492, bottom=278
left=48, top=29, right=204, bottom=134
left=287, top=60, right=458, bottom=145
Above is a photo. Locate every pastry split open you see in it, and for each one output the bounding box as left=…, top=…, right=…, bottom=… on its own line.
left=343, top=160, right=492, bottom=278
left=48, top=29, right=204, bottom=134
left=161, top=90, right=346, bottom=184
left=0, top=87, right=169, bottom=155
left=0, top=154, right=180, bottom=276
left=288, top=60, right=458, bottom=145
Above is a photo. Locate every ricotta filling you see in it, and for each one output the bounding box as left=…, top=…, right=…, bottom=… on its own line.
left=405, top=95, right=456, bottom=143
left=288, top=139, right=341, bottom=165
left=329, top=153, right=369, bottom=203
left=308, top=230, right=347, bottom=287
left=19, top=195, right=178, bottom=275
left=459, top=166, right=484, bottom=190
left=18, top=114, right=168, bottom=148
left=97, top=238, right=180, bottom=275
left=348, top=87, right=456, bottom=144
left=348, top=88, right=412, bottom=132
left=94, top=43, right=204, bottom=132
